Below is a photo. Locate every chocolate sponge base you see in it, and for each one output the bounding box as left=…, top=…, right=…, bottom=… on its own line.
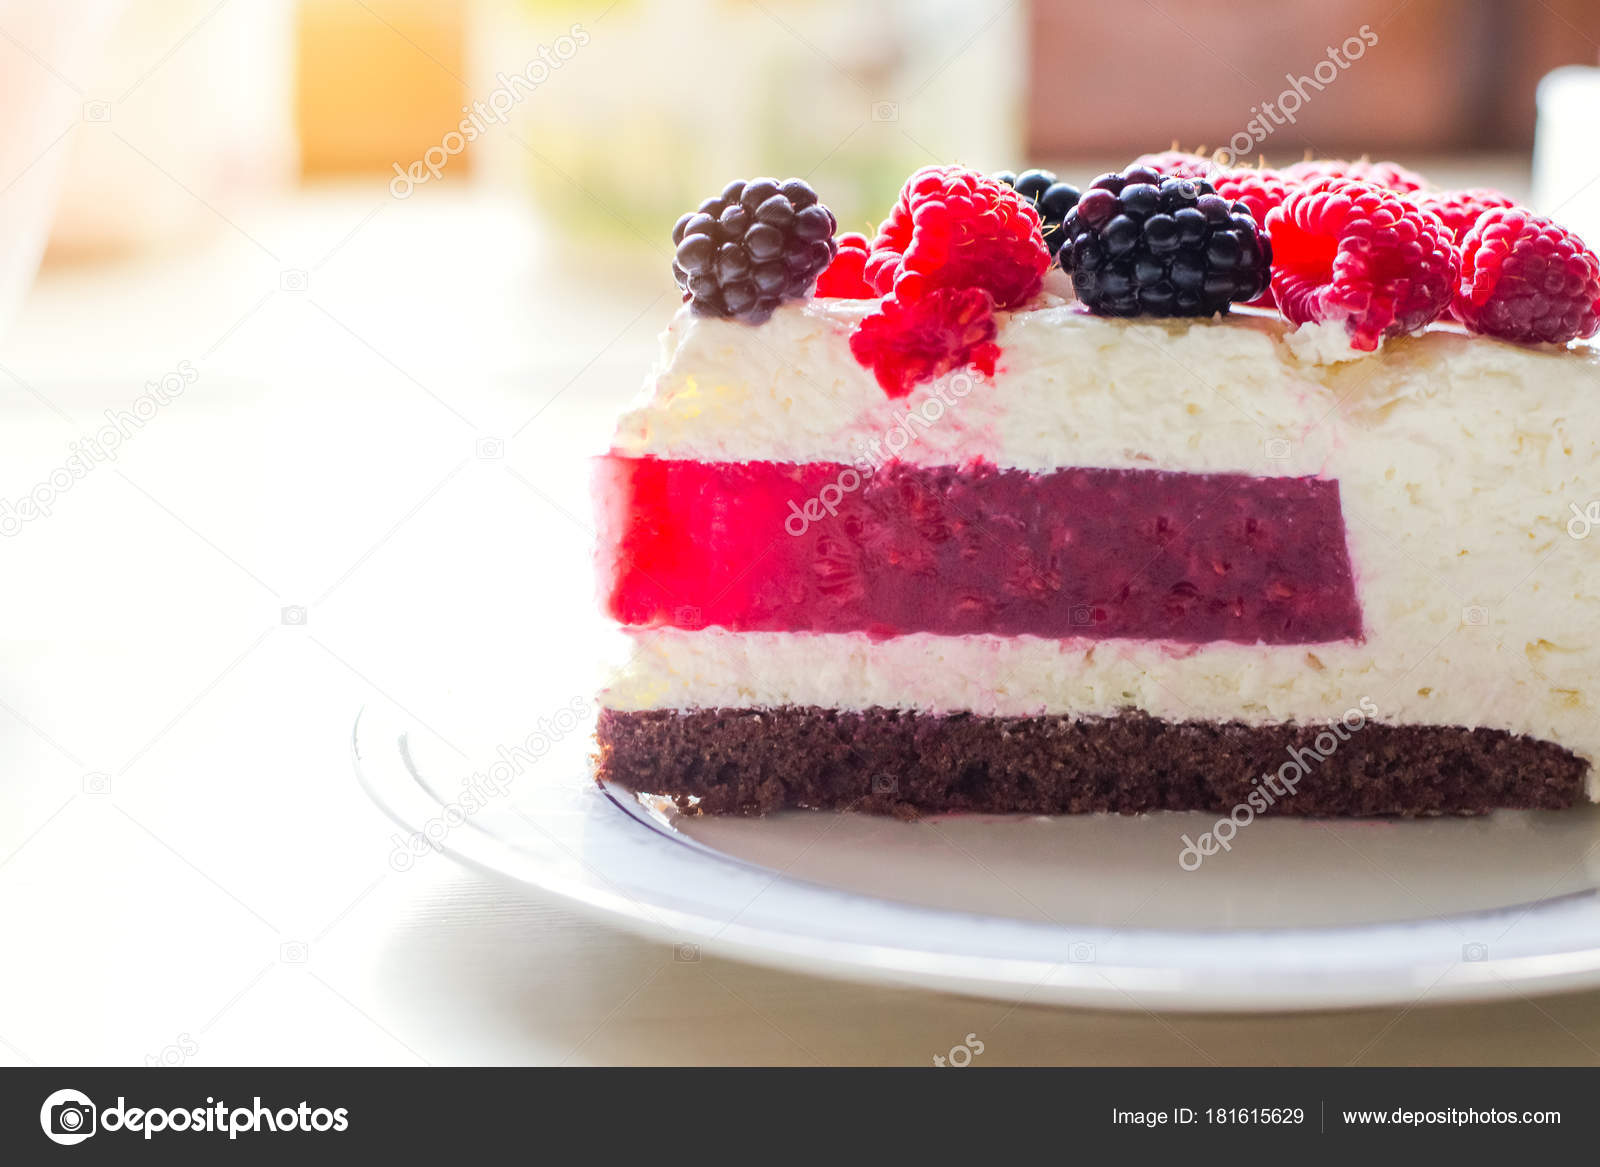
left=595, top=706, right=1589, bottom=818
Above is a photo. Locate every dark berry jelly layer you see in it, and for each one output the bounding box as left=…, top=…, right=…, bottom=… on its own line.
left=595, top=455, right=1362, bottom=645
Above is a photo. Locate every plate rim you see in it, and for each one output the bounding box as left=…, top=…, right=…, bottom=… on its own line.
left=353, top=706, right=1600, bottom=1013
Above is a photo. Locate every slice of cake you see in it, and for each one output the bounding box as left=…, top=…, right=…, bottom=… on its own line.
left=594, top=160, right=1600, bottom=818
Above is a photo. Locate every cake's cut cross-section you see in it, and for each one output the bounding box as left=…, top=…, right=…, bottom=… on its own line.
left=598, top=708, right=1587, bottom=817
left=597, top=457, right=1363, bottom=645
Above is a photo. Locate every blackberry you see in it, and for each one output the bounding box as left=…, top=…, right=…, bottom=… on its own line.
left=672, top=178, right=838, bottom=324
left=1060, top=167, right=1272, bottom=317
left=994, top=168, right=1080, bottom=258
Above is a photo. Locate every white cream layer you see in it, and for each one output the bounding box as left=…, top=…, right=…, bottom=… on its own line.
left=604, top=628, right=1599, bottom=799
left=605, top=298, right=1600, bottom=781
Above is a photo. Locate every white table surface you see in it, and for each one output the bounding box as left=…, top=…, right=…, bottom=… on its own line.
left=2, top=184, right=1599, bottom=1067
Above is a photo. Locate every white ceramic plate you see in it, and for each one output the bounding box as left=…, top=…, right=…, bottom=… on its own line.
left=354, top=704, right=1600, bottom=1012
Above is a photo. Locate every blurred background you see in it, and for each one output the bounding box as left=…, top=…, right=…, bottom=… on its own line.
left=7, top=0, right=1600, bottom=301
left=5, top=0, right=1600, bottom=1066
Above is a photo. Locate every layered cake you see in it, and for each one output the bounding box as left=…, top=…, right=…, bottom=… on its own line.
left=594, top=157, right=1600, bottom=817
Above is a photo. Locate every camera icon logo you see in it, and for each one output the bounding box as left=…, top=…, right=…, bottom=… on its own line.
left=40, top=1089, right=96, bottom=1146
left=674, top=605, right=704, bottom=630
left=82, top=101, right=111, bottom=123
left=82, top=772, right=112, bottom=797
left=279, top=269, right=309, bottom=293
left=1264, top=437, right=1292, bottom=462
left=1462, top=942, right=1489, bottom=962
left=1068, top=941, right=1096, bottom=963
left=871, top=100, right=899, bottom=122
left=475, top=437, right=504, bottom=460
left=673, top=942, right=700, bottom=963
left=280, top=605, right=308, bottom=626
left=1461, top=605, right=1489, bottom=627
left=870, top=774, right=898, bottom=795
left=279, top=940, right=309, bottom=964
left=1069, top=604, right=1094, bottom=627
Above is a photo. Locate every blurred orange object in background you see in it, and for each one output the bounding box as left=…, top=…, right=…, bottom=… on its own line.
left=296, top=0, right=469, bottom=177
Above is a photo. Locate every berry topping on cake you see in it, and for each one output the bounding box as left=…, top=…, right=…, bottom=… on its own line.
left=1212, top=166, right=1296, bottom=227
left=672, top=178, right=838, bottom=324
left=1452, top=207, right=1600, bottom=345
left=1210, top=167, right=1296, bottom=306
left=1410, top=187, right=1520, bottom=244
left=1266, top=178, right=1457, bottom=350
left=1132, top=149, right=1222, bottom=182
left=993, top=167, right=1056, bottom=203
left=1059, top=169, right=1272, bottom=317
left=995, top=168, right=1081, bottom=257
left=1282, top=158, right=1429, bottom=194
left=867, top=165, right=1050, bottom=308
left=848, top=287, right=1000, bottom=398
left=814, top=232, right=876, bottom=298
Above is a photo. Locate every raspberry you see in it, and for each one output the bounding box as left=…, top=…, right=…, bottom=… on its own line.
left=1212, top=167, right=1295, bottom=227
left=863, top=244, right=900, bottom=294
left=1132, top=150, right=1223, bottom=182
left=1410, top=187, right=1519, bottom=244
left=673, top=178, right=837, bottom=323
left=867, top=165, right=1050, bottom=308
left=1453, top=207, right=1600, bottom=345
left=1265, top=178, right=1457, bottom=350
left=1060, top=168, right=1271, bottom=317
left=993, top=168, right=1081, bottom=257
left=815, top=232, right=875, bottom=298
left=1211, top=167, right=1296, bottom=306
left=1282, top=158, right=1429, bottom=194
left=848, top=287, right=999, bottom=398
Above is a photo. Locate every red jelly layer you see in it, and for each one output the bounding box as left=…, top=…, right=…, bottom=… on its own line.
left=596, top=456, right=1363, bottom=645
